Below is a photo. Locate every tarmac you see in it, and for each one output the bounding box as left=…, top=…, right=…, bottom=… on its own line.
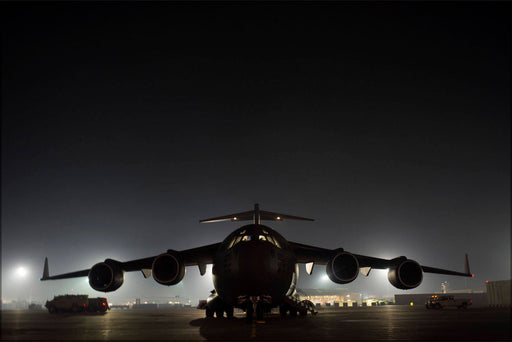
left=1, top=306, right=510, bottom=341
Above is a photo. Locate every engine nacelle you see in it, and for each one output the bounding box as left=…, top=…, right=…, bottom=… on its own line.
left=388, top=259, right=423, bottom=289
left=152, top=250, right=185, bottom=286
left=88, top=259, right=124, bottom=292
left=326, top=251, right=359, bottom=284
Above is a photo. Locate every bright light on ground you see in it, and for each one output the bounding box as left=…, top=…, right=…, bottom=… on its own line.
left=16, top=267, right=28, bottom=278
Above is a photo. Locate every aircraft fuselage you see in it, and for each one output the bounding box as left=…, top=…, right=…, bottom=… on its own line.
left=212, top=224, right=297, bottom=306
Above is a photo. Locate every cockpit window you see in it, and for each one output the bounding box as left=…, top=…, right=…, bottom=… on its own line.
left=227, top=229, right=282, bottom=249
left=228, top=235, right=242, bottom=249
left=267, top=235, right=281, bottom=248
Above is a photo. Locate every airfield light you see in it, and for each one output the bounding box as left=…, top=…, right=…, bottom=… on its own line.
left=276, top=216, right=281, bottom=220
left=233, top=217, right=238, bottom=221
left=16, top=266, right=28, bottom=278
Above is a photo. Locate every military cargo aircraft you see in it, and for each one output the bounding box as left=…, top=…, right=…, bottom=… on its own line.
left=41, top=204, right=473, bottom=321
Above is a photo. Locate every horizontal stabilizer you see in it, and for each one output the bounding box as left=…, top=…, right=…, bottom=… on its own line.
left=200, top=203, right=314, bottom=224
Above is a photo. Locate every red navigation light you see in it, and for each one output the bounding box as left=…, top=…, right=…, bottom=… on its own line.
left=486, top=280, right=489, bottom=283
left=471, top=274, right=474, bottom=278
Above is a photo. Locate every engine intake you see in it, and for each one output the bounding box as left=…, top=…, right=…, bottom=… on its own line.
left=152, top=250, right=185, bottom=286
left=88, top=259, right=124, bottom=292
left=326, top=251, right=359, bottom=284
left=388, top=259, right=423, bottom=289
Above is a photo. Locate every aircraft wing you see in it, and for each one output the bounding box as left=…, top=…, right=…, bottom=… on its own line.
left=288, top=241, right=472, bottom=277
left=41, top=242, right=221, bottom=280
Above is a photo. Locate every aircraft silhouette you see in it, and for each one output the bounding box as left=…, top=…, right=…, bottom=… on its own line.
left=41, top=204, right=472, bottom=321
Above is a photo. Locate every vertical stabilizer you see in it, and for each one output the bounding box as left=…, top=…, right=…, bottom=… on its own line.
left=253, top=203, right=260, bottom=225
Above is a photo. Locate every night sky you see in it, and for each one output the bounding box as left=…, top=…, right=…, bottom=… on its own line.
left=2, top=3, right=510, bottom=305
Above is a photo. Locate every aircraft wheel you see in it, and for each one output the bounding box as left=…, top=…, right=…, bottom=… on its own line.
left=205, top=307, right=214, bottom=318
left=299, top=310, right=307, bottom=316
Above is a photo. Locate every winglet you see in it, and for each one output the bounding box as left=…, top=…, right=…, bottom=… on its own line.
left=464, top=254, right=472, bottom=276
left=41, top=257, right=49, bottom=281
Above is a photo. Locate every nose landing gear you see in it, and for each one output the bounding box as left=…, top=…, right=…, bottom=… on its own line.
left=239, top=295, right=271, bottom=323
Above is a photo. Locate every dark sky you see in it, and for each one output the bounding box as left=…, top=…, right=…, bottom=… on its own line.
left=2, top=3, right=510, bottom=305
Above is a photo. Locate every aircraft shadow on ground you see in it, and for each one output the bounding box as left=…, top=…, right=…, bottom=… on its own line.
left=190, top=315, right=318, bottom=341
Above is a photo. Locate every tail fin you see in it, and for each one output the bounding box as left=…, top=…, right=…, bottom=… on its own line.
left=200, top=203, right=315, bottom=224
left=41, top=257, right=49, bottom=281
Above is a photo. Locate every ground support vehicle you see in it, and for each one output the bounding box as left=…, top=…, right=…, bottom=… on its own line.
left=45, top=294, right=109, bottom=313
left=425, top=295, right=472, bottom=309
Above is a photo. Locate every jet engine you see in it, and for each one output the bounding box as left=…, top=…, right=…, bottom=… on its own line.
left=388, top=259, right=423, bottom=289
left=152, top=250, right=185, bottom=286
left=88, top=259, right=124, bottom=292
left=326, top=251, right=359, bottom=284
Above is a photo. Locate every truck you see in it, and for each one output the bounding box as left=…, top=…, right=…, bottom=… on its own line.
left=425, top=295, right=472, bottom=309
left=45, top=294, right=110, bottom=313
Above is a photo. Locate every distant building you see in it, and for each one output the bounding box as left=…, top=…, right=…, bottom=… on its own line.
left=132, top=303, right=158, bottom=310
left=486, top=280, right=511, bottom=308
left=1, top=300, right=29, bottom=310
left=297, top=289, right=387, bottom=307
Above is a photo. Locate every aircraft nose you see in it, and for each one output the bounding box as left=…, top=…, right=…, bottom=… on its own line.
left=237, top=242, right=276, bottom=280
